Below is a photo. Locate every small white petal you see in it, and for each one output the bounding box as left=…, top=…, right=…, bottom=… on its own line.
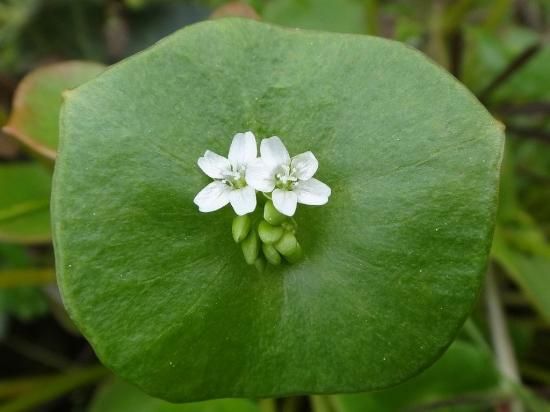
left=272, top=189, right=298, bottom=216
left=245, top=158, right=276, bottom=192
left=291, top=151, right=318, bottom=181
left=197, top=151, right=231, bottom=179
left=229, top=186, right=257, bottom=216
left=228, top=131, right=257, bottom=166
left=294, top=178, right=331, bottom=205
left=260, top=136, right=290, bottom=168
left=193, top=181, right=231, bottom=212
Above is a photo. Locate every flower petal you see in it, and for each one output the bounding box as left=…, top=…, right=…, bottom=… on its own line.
left=294, top=178, right=331, bottom=206
left=193, top=181, right=231, bottom=213
left=197, top=151, right=231, bottom=179
left=228, top=131, right=257, bottom=167
left=245, top=158, right=276, bottom=192
left=291, top=151, right=318, bottom=181
left=260, top=136, right=290, bottom=168
left=229, top=186, right=257, bottom=216
left=272, top=189, right=298, bottom=216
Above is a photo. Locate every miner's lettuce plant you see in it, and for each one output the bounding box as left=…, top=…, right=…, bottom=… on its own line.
left=51, top=18, right=504, bottom=402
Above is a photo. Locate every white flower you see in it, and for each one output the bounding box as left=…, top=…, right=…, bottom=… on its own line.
left=246, top=136, right=331, bottom=216
left=194, top=131, right=258, bottom=216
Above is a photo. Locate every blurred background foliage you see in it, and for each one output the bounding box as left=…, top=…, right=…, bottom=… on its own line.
left=0, top=0, right=549, bottom=411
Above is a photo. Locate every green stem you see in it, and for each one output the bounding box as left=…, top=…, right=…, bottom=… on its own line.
left=486, top=269, right=524, bottom=412
left=0, top=268, right=56, bottom=288
left=0, top=366, right=108, bottom=412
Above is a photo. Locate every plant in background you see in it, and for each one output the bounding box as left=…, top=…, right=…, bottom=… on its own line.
left=1, top=1, right=550, bottom=411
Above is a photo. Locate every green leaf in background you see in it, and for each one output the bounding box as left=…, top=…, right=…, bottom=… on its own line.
left=493, top=145, right=550, bottom=324
left=0, top=244, right=48, bottom=321
left=262, top=0, right=365, bottom=33
left=461, top=27, right=539, bottom=96
left=515, top=141, right=550, bottom=229
left=492, top=229, right=550, bottom=324
left=53, top=19, right=503, bottom=401
left=3, top=61, right=105, bottom=159
left=0, top=286, right=48, bottom=321
left=492, top=46, right=550, bottom=103
left=0, top=0, right=41, bottom=73
left=333, top=340, right=500, bottom=412
left=89, top=379, right=259, bottom=412
left=0, top=163, right=51, bottom=244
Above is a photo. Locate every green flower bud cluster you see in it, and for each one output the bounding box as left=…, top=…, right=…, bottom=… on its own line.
left=232, top=200, right=303, bottom=270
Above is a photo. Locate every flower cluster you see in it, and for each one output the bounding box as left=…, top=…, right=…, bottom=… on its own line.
left=193, top=131, right=331, bottom=268
left=194, top=131, right=331, bottom=216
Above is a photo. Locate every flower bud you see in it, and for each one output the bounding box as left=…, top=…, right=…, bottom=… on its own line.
left=241, top=229, right=259, bottom=265
left=232, top=214, right=251, bottom=243
left=274, top=232, right=303, bottom=263
left=258, top=220, right=284, bottom=244
left=264, top=200, right=286, bottom=226
left=262, top=243, right=281, bottom=266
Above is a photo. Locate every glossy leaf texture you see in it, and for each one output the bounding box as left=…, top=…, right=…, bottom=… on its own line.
left=89, top=379, right=259, bottom=412
left=0, top=163, right=52, bottom=244
left=53, top=19, right=504, bottom=401
left=3, top=61, right=105, bottom=159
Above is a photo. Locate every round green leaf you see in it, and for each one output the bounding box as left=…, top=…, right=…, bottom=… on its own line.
left=3, top=61, right=105, bottom=159
left=53, top=19, right=504, bottom=402
left=0, top=163, right=52, bottom=244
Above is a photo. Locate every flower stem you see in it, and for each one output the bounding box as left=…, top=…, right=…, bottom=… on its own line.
left=486, top=267, right=524, bottom=412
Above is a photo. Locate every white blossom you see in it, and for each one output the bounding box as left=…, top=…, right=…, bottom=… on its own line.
left=194, top=132, right=257, bottom=216
left=246, top=136, right=331, bottom=216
